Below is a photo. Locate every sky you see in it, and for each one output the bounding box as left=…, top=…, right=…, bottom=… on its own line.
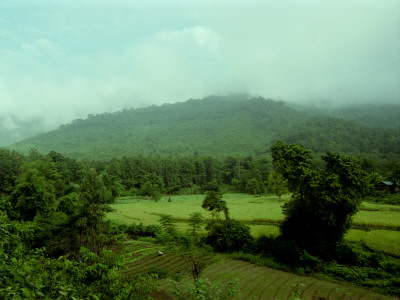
left=1, top=0, right=399, bottom=135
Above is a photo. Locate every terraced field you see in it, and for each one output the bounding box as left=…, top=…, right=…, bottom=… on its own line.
left=119, top=241, right=394, bottom=300
left=108, top=193, right=400, bottom=257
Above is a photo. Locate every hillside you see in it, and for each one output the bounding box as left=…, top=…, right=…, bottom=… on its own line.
left=287, top=102, right=400, bottom=129
left=10, top=95, right=400, bottom=159
left=322, top=104, right=400, bottom=129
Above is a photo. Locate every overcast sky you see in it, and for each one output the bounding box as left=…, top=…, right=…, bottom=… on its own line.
left=1, top=0, right=399, bottom=131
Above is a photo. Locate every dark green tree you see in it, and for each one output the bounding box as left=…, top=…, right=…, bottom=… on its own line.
left=75, top=169, right=114, bottom=252
left=0, top=149, right=25, bottom=194
left=205, top=219, right=253, bottom=252
left=139, top=173, right=163, bottom=201
left=271, top=142, right=368, bottom=258
left=159, top=214, right=177, bottom=235
left=267, top=171, right=288, bottom=201
left=202, top=190, right=229, bottom=220
left=187, top=212, right=204, bottom=236
left=9, top=160, right=61, bottom=221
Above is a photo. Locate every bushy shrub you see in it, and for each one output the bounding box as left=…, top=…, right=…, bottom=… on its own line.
left=367, top=190, right=400, bottom=205
left=205, top=220, right=253, bottom=252
left=323, top=263, right=391, bottom=282
left=334, top=242, right=362, bottom=265
left=126, top=223, right=162, bottom=238
left=255, top=235, right=301, bottom=265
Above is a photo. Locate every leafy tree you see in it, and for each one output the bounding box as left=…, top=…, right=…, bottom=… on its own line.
left=9, top=160, right=61, bottom=221
left=74, top=169, right=114, bottom=252
left=139, top=173, right=163, bottom=201
left=267, top=171, right=288, bottom=201
left=205, top=219, right=253, bottom=252
left=0, top=148, right=25, bottom=194
left=46, top=150, right=83, bottom=184
left=271, top=142, right=368, bottom=258
left=271, top=141, right=312, bottom=191
left=202, top=190, right=229, bottom=220
left=389, top=162, right=400, bottom=185
left=245, top=177, right=265, bottom=195
left=187, top=212, right=204, bottom=236
left=159, top=214, right=177, bottom=235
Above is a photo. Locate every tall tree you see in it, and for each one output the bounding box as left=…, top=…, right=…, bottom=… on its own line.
left=267, top=171, right=288, bottom=201
left=0, top=149, right=25, bottom=195
left=202, top=191, right=229, bottom=220
left=75, top=169, right=114, bottom=252
left=271, top=142, right=368, bottom=258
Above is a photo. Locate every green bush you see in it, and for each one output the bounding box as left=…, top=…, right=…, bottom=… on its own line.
left=126, top=223, right=162, bottom=238
left=255, top=235, right=302, bottom=265
left=366, top=191, right=400, bottom=205
left=205, top=219, right=253, bottom=252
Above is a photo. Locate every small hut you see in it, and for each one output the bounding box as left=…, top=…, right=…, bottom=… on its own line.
left=375, top=181, right=399, bottom=193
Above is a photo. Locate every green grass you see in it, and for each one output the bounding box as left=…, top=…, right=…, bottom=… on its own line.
left=108, top=193, right=286, bottom=225
left=345, top=229, right=400, bottom=257
left=108, top=193, right=400, bottom=256
left=353, top=210, right=400, bottom=230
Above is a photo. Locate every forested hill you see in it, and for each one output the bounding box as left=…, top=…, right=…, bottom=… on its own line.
left=288, top=103, right=400, bottom=129
left=10, top=95, right=400, bottom=159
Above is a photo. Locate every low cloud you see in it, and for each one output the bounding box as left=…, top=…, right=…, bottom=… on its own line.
left=0, top=0, right=399, bottom=139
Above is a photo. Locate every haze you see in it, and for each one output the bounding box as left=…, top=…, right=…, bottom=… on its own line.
left=1, top=0, right=399, bottom=143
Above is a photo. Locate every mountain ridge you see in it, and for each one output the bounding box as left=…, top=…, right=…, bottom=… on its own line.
left=9, top=95, right=400, bottom=159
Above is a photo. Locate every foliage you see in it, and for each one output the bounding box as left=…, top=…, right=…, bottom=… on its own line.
left=205, top=219, right=253, bottom=252
left=74, top=169, right=115, bottom=252
left=281, top=115, right=400, bottom=156
left=32, top=211, right=76, bottom=257
left=187, top=212, right=204, bottom=236
left=0, top=214, right=157, bottom=299
left=267, top=171, right=288, bottom=201
left=11, top=95, right=400, bottom=159
left=124, top=223, right=162, bottom=238
left=0, top=148, right=25, bottom=194
left=202, top=191, right=229, bottom=220
left=9, top=160, right=61, bottom=221
left=0, top=247, right=157, bottom=299
left=271, top=142, right=368, bottom=258
left=139, top=173, right=163, bottom=201
left=159, top=214, right=177, bottom=235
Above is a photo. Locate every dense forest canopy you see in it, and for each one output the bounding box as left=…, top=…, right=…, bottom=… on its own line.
left=9, top=95, right=400, bottom=160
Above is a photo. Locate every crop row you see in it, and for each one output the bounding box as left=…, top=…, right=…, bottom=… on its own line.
left=121, top=251, right=213, bottom=277
left=201, top=259, right=392, bottom=300
left=119, top=241, right=393, bottom=299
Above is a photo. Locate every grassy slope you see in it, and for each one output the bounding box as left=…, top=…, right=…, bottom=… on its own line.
left=108, top=193, right=400, bottom=257
left=119, top=240, right=393, bottom=300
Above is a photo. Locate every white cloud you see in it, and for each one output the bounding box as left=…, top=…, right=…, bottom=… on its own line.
left=156, top=26, right=219, bottom=50
left=0, top=0, right=398, bottom=143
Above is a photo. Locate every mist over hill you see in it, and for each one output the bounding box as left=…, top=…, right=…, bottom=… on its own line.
left=9, top=95, right=400, bottom=159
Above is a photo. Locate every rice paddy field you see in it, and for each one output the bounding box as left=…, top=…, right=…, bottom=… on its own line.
left=118, top=240, right=394, bottom=300
left=108, top=194, right=400, bottom=299
left=108, top=193, right=400, bottom=257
